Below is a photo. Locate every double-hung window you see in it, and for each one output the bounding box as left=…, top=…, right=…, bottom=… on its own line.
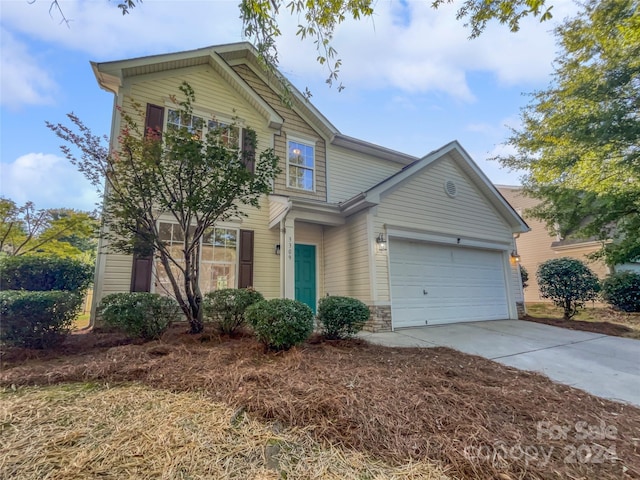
left=155, top=222, right=238, bottom=297
left=166, top=109, right=239, bottom=148
left=287, top=138, right=315, bottom=191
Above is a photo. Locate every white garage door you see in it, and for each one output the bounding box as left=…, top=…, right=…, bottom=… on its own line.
left=390, top=240, right=509, bottom=328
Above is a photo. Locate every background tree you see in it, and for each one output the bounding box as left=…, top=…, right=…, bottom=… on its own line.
left=0, top=197, right=97, bottom=259
left=496, top=0, right=640, bottom=266
left=537, top=257, right=600, bottom=320
left=44, top=0, right=554, bottom=90
left=519, top=264, right=529, bottom=289
left=47, top=82, right=280, bottom=334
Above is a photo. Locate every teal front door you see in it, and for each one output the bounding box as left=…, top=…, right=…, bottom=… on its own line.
left=295, top=244, right=317, bottom=313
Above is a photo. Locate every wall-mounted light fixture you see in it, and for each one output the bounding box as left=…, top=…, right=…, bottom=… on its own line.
left=510, top=250, right=521, bottom=262
left=275, top=244, right=281, bottom=255
left=376, top=233, right=387, bottom=252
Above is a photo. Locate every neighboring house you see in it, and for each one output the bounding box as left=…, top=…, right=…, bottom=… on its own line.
left=91, top=43, right=529, bottom=332
left=497, top=185, right=616, bottom=304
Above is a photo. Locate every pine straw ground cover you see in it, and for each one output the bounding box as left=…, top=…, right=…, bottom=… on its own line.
left=1, top=384, right=446, bottom=479
left=2, top=326, right=639, bottom=480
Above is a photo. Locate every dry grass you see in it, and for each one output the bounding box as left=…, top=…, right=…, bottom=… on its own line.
left=1, top=383, right=447, bottom=480
left=2, top=327, right=639, bottom=479
left=525, top=303, right=640, bottom=339
left=73, top=312, right=91, bottom=330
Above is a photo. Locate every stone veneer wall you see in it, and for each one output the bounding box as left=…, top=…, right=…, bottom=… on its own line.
left=364, top=305, right=392, bottom=332
left=516, top=301, right=526, bottom=319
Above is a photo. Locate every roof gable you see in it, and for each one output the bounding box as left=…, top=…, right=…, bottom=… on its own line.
left=92, top=44, right=284, bottom=130
left=341, top=141, right=529, bottom=233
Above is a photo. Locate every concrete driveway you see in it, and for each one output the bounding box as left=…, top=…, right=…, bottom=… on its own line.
left=359, top=319, right=640, bottom=406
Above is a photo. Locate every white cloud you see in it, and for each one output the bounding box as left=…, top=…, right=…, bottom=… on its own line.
left=0, top=0, right=245, bottom=59
left=0, top=153, right=99, bottom=211
left=0, top=0, right=579, bottom=103
left=277, top=0, right=579, bottom=100
left=0, top=29, right=58, bottom=109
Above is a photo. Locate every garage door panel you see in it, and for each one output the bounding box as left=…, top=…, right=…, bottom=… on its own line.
left=390, top=240, right=509, bottom=328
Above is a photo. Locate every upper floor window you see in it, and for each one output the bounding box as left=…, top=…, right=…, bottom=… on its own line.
left=287, top=138, right=315, bottom=191
left=167, top=109, right=239, bottom=148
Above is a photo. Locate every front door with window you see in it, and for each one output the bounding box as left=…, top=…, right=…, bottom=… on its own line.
left=294, top=244, right=316, bottom=313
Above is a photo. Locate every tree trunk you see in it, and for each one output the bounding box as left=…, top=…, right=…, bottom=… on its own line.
left=563, top=299, right=573, bottom=321
left=184, top=242, right=204, bottom=334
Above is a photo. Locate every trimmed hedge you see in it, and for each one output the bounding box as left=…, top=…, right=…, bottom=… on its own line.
left=245, top=298, right=314, bottom=351
left=601, top=271, right=640, bottom=312
left=203, top=288, right=264, bottom=335
left=317, top=296, right=370, bottom=339
left=0, top=255, right=93, bottom=292
left=0, top=290, right=82, bottom=349
left=98, top=293, right=182, bottom=340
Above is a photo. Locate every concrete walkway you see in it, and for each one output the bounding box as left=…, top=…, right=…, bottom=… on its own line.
left=359, top=319, right=640, bottom=406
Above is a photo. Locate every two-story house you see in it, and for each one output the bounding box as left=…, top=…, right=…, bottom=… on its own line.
left=91, top=42, right=529, bottom=332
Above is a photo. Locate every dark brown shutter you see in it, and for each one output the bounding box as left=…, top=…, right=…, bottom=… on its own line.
left=130, top=105, right=163, bottom=292
left=238, top=229, right=254, bottom=288
left=130, top=256, right=153, bottom=292
left=145, top=104, right=164, bottom=139
left=241, top=128, right=256, bottom=173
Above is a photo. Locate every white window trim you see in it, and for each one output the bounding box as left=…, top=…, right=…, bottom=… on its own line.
left=163, top=104, right=244, bottom=148
left=286, top=133, right=316, bottom=192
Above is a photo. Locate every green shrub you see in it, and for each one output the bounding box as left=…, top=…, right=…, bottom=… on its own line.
left=0, top=290, right=82, bottom=349
left=537, top=257, right=600, bottom=320
left=601, top=271, right=640, bottom=312
left=98, top=293, right=182, bottom=340
left=203, top=288, right=264, bottom=335
left=245, top=298, right=314, bottom=351
left=317, top=296, right=370, bottom=339
left=0, top=255, right=93, bottom=292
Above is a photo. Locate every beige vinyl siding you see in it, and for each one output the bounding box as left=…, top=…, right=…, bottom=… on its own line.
left=294, top=222, right=325, bottom=298
left=122, top=65, right=269, bottom=146
left=98, top=65, right=280, bottom=302
left=374, top=156, right=513, bottom=302
left=327, top=145, right=403, bottom=202
left=236, top=200, right=281, bottom=299
left=498, top=186, right=609, bottom=303
left=377, top=156, right=512, bottom=239
left=100, top=252, right=133, bottom=297
left=512, top=263, right=524, bottom=303
left=232, top=64, right=327, bottom=202
left=323, top=211, right=371, bottom=302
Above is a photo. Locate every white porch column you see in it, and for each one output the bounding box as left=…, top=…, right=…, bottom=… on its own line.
left=283, top=216, right=296, bottom=299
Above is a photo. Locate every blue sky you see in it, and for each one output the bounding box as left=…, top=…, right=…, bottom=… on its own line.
left=0, top=0, right=577, bottom=212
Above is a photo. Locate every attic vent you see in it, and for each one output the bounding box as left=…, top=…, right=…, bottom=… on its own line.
left=444, top=180, right=457, bottom=198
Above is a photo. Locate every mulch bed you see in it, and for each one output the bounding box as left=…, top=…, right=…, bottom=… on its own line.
left=524, top=315, right=635, bottom=337
left=2, top=325, right=639, bottom=480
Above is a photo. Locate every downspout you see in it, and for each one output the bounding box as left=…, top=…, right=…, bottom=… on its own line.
left=279, top=199, right=293, bottom=298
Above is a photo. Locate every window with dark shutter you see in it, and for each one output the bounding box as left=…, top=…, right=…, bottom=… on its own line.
left=130, top=104, right=164, bottom=292
left=238, top=229, right=254, bottom=288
